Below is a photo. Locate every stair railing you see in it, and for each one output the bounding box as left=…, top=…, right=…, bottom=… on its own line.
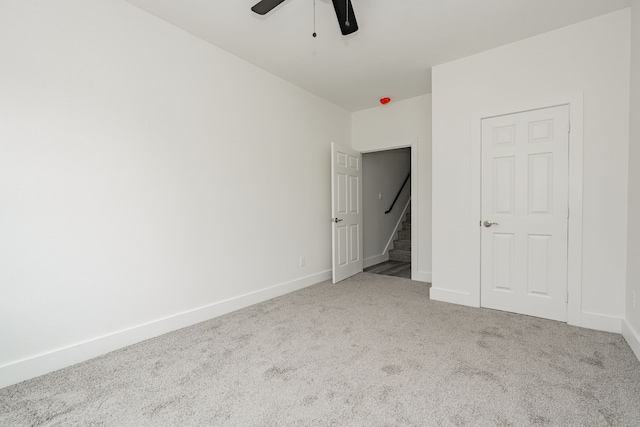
left=385, top=173, right=410, bottom=214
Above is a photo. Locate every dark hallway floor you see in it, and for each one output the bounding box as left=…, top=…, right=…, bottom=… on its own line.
left=364, top=260, right=411, bottom=279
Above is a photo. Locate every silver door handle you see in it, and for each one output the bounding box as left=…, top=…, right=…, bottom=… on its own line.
left=331, top=218, right=343, bottom=223
left=483, top=220, right=499, bottom=227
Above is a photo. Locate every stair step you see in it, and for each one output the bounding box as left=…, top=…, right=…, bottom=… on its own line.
left=389, top=248, right=411, bottom=262
left=394, top=240, right=411, bottom=250
left=390, top=211, right=412, bottom=262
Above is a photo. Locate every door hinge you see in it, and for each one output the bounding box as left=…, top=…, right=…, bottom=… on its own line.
left=568, top=121, right=571, bottom=134
left=566, top=293, right=569, bottom=303
left=567, top=207, right=570, bottom=219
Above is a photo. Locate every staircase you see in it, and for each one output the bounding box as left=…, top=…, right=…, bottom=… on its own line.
left=388, top=212, right=411, bottom=262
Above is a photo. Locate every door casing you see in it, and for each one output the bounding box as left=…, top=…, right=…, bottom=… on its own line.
left=480, top=105, right=570, bottom=321
left=359, top=137, right=421, bottom=281
left=470, top=93, right=584, bottom=326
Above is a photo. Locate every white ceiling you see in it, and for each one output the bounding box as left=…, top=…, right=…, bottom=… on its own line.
left=125, top=0, right=631, bottom=112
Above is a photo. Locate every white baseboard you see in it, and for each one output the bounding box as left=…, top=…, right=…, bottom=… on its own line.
left=622, top=319, right=640, bottom=363
left=577, top=311, right=622, bottom=334
left=429, top=287, right=475, bottom=307
left=428, top=288, right=625, bottom=336
left=0, top=270, right=331, bottom=390
left=364, top=253, right=389, bottom=269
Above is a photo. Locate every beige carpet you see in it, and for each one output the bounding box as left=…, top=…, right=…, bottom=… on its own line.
left=1, top=273, right=639, bottom=426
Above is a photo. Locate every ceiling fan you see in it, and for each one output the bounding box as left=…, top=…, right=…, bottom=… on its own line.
left=251, top=0, right=358, bottom=36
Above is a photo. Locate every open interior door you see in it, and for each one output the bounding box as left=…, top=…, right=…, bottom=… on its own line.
left=331, top=142, right=363, bottom=283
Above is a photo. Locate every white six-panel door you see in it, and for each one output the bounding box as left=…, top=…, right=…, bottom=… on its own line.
left=331, top=142, right=363, bottom=284
left=481, top=105, right=569, bottom=321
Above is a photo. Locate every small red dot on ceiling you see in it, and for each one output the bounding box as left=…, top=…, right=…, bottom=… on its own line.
left=380, top=97, right=391, bottom=105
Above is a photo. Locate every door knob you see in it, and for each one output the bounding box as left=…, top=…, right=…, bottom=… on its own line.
left=331, top=218, right=343, bottom=223
left=483, top=220, right=499, bottom=227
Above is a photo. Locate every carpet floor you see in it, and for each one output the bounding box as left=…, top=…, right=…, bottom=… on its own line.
left=1, top=273, right=639, bottom=426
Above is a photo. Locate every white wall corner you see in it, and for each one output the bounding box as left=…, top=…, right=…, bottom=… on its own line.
left=0, top=270, right=331, bottom=389
left=622, top=319, right=640, bottom=363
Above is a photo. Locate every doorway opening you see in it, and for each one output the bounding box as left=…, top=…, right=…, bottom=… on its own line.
left=361, top=147, right=412, bottom=279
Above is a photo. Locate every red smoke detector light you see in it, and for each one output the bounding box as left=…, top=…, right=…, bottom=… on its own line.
left=380, top=97, right=391, bottom=105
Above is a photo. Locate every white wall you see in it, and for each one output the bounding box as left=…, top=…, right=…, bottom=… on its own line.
left=0, top=0, right=350, bottom=387
left=431, top=10, right=630, bottom=332
left=362, top=148, right=411, bottom=265
left=352, top=95, right=432, bottom=281
left=624, top=0, right=640, bottom=360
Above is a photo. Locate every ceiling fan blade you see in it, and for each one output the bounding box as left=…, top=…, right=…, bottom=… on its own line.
left=251, top=0, right=286, bottom=15
left=331, top=0, right=358, bottom=35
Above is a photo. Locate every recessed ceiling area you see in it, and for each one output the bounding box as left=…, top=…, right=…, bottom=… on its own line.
left=125, top=0, right=631, bottom=112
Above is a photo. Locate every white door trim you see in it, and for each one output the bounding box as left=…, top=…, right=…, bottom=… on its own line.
left=469, top=93, right=584, bottom=326
left=360, top=137, right=423, bottom=282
